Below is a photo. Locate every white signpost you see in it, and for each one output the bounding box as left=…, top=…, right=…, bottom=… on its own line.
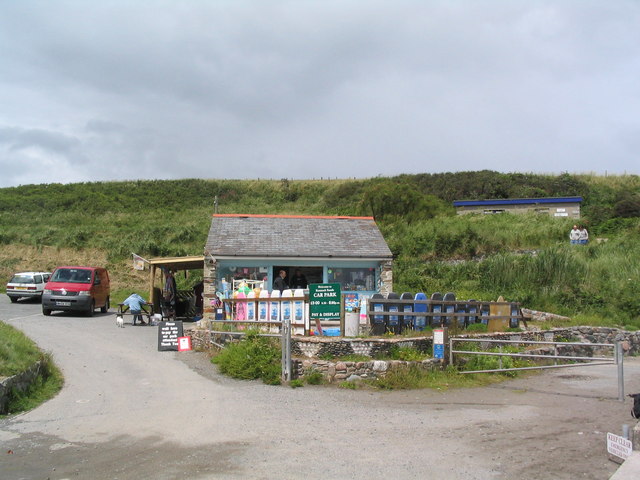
left=607, top=432, right=633, bottom=461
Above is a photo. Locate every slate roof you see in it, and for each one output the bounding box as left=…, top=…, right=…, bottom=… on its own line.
left=206, top=214, right=393, bottom=259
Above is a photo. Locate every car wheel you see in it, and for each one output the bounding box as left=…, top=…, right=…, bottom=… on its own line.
left=87, top=300, right=95, bottom=317
left=101, top=297, right=110, bottom=313
left=42, top=308, right=51, bottom=316
left=9, top=296, right=18, bottom=303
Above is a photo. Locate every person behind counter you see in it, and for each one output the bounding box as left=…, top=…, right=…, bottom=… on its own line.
left=273, top=269, right=288, bottom=293
left=289, top=269, right=308, bottom=289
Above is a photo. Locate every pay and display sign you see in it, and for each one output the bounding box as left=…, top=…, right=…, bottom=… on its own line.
left=309, top=283, right=341, bottom=321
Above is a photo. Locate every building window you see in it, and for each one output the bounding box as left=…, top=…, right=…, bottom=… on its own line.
left=218, top=266, right=268, bottom=288
left=327, top=267, right=375, bottom=291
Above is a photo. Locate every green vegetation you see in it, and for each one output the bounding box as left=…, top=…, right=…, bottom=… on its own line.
left=304, top=370, right=325, bottom=385
left=0, top=321, right=45, bottom=376
left=0, top=322, right=63, bottom=415
left=380, top=345, right=429, bottom=361
left=466, top=323, right=488, bottom=333
left=0, top=172, right=638, bottom=328
left=5, top=353, right=63, bottom=415
left=460, top=345, right=533, bottom=377
left=210, top=331, right=281, bottom=385
left=369, top=365, right=510, bottom=390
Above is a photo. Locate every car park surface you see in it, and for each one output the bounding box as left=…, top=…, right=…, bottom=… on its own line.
left=5, top=271, right=51, bottom=302
left=1, top=295, right=639, bottom=480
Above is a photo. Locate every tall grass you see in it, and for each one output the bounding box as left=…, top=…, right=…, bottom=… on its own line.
left=395, top=230, right=640, bottom=329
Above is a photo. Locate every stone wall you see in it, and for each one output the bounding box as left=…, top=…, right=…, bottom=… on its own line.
left=292, top=336, right=432, bottom=358
left=187, top=325, right=640, bottom=358
left=458, top=327, right=640, bottom=356
left=521, top=309, right=572, bottom=324
left=378, top=260, right=393, bottom=296
left=202, top=255, right=218, bottom=324
left=0, top=361, right=42, bottom=414
left=294, top=358, right=442, bottom=383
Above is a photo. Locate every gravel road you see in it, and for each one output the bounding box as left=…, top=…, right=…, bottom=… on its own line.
left=1, top=295, right=638, bottom=480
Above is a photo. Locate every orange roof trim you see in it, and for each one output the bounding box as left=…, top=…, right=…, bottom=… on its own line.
left=213, top=214, right=374, bottom=220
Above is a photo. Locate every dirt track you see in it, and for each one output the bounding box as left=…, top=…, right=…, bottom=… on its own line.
left=1, top=296, right=639, bottom=479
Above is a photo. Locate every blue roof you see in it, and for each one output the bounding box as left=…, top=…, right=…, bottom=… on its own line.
left=453, top=197, right=583, bottom=207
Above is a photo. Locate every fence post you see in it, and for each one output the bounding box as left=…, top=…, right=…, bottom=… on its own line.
left=617, top=341, right=624, bottom=402
left=281, top=318, right=292, bottom=382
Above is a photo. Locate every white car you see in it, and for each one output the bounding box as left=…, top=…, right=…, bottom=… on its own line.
left=6, top=271, right=52, bottom=303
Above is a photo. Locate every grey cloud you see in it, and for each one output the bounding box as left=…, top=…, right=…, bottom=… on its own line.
left=1, top=1, right=639, bottom=188
left=0, top=127, right=80, bottom=155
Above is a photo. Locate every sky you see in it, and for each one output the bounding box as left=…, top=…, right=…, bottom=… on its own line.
left=1, top=1, right=639, bottom=188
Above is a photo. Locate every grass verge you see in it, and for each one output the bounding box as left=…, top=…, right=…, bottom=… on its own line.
left=4, top=353, right=63, bottom=415
left=0, top=321, right=64, bottom=416
left=368, top=365, right=518, bottom=390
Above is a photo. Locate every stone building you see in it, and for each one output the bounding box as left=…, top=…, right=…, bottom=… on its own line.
left=453, top=196, right=582, bottom=218
left=202, top=214, right=393, bottom=320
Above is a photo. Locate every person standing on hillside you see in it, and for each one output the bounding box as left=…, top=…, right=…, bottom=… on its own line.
left=579, top=225, right=589, bottom=245
left=569, top=225, right=580, bottom=245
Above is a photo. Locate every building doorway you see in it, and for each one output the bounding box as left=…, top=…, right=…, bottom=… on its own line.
left=271, top=266, right=322, bottom=290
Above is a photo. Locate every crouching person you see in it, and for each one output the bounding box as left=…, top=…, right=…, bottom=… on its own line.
left=123, top=292, right=148, bottom=326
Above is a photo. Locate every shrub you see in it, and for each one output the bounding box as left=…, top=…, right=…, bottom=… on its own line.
left=338, top=381, right=358, bottom=389
left=211, top=331, right=281, bottom=385
left=466, top=323, right=488, bottom=333
left=386, top=345, right=429, bottom=361
left=304, top=370, right=325, bottom=385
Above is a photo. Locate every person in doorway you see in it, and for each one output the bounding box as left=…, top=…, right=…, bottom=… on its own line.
left=289, top=269, right=308, bottom=289
left=569, top=225, right=580, bottom=245
left=579, top=225, right=589, bottom=245
left=163, top=269, right=177, bottom=320
left=192, top=281, right=204, bottom=315
left=123, top=292, right=148, bottom=326
left=273, top=270, right=288, bottom=293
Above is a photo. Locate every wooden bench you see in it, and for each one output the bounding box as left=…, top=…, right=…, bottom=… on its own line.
left=117, top=303, right=154, bottom=325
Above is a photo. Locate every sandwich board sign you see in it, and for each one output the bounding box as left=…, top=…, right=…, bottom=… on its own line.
left=607, top=432, right=632, bottom=461
left=158, top=321, right=184, bottom=351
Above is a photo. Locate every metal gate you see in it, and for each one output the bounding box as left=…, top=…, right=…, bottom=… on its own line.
left=449, top=337, right=625, bottom=401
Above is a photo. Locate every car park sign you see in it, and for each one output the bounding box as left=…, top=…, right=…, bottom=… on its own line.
left=309, top=283, right=341, bottom=321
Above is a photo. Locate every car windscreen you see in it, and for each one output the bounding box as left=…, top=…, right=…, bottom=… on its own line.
left=50, top=268, right=93, bottom=284
left=9, top=275, right=34, bottom=284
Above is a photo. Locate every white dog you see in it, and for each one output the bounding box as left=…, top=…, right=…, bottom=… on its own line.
left=116, top=315, right=124, bottom=328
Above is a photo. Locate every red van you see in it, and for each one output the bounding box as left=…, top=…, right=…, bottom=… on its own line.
left=42, top=266, right=110, bottom=316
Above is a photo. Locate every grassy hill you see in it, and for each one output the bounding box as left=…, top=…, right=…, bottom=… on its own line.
left=1, top=172, right=639, bottom=328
